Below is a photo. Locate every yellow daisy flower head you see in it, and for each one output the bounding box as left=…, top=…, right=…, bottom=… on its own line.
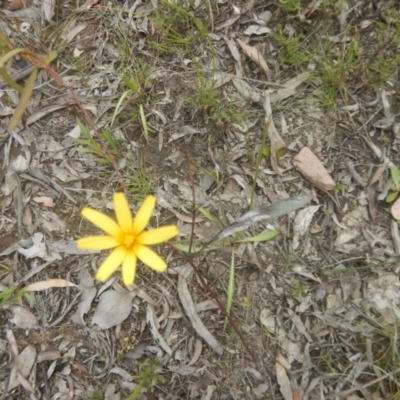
left=77, top=193, right=178, bottom=286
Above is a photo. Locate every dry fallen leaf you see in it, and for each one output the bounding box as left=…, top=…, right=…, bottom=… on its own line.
left=25, top=279, right=76, bottom=291
left=8, top=0, right=32, bottom=11
left=391, top=197, right=400, bottom=220
left=9, top=305, right=39, bottom=330
left=78, top=0, right=100, bottom=11
left=42, top=0, right=55, bottom=21
left=32, top=196, right=55, bottom=207
left=91, top=290, right=135, bottom=329
left=276, top=362, right=293, bottom=400
left=177, top=265, right=223, bottom=355
left=293, top=147, right=336, bottom=190
left=71, top=269, right=97, bottom=326
left=8, top=345, right=36, bottom=391
left=244, top=25, right=271, bottom=36
left=237, top=39, right=270, bottom=79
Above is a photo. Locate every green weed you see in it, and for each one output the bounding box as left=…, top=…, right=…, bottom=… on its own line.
left=188, top=73, right=245, bottom=126
left=272, top=27, right=312, bottom=67
left=0, top=286, right=31, bottom=308
left=278, top=0, right=301, bottom=13
left=128, top=358, right=165, bottom=400
left=74, top=120, right=120, bottom=164
left=84, top=392, right=103, bottom=400
left=292, top=279, right=310, bottom=299
left=125, top=165, right=154, bottom=202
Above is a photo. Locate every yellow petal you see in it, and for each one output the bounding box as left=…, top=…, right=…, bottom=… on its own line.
left=113, top=192, right=133, bottom=233
left=81, top=207, right=123, bottom=238
left=121, top=251, right=137, bottom=286
left=135, top=245, right=167, bottom=272
left=132, top=195, right=156, bottom=234
left=95, top=246, right=126, bottom=282
left=137, top=226, right=178, bottom=245
left=77, top=236, right=120, bottom=250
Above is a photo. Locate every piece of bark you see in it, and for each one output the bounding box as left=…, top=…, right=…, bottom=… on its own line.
left=293, top=147, right=335, bottom=190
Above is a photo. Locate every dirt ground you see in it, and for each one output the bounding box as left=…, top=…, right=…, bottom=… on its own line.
left=1, top=0, right=400, bottom=399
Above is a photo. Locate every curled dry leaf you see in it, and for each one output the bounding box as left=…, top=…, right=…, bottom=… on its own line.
left=244, top=25, right=271, bottom=35
left=236, top=39, right=270, bottom=79
left=292, top=205, right=320, bottom=250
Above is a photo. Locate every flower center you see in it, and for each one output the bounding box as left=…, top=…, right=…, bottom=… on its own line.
left=123, top=234, right=136, bottom=248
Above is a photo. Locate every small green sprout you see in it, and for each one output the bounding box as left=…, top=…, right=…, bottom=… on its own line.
left=128, top=358, right=166, bottom=400
left=292, top=279, right=310, bottom=299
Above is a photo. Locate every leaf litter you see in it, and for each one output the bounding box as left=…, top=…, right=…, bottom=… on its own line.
left=1, top=0, right=400, bottom=398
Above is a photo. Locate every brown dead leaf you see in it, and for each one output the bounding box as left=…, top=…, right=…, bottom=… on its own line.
left=9, top=306, right=39, bottom=330
left=237, top=39, right=271, bottom=79
left=293, top=147, right=335, bottom=190
left=78, top=0, right=100, bottom=11
left=276, top=362, right=293, bottom=400
left=25, top=279, right=76, bottom=291
left=9, top=0, right=32, bottom=11
left=32, top=196, right=55, bottom=207
left=170, top=209, right=205, bottom=223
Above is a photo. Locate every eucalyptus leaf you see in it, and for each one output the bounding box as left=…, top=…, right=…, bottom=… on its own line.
left=200, top=194, right=310, bottom=250
left=91, top=290, right=134, bottom=329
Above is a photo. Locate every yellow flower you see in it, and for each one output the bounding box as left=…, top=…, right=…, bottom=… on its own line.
left=77, top=193, right=178, bottom=286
